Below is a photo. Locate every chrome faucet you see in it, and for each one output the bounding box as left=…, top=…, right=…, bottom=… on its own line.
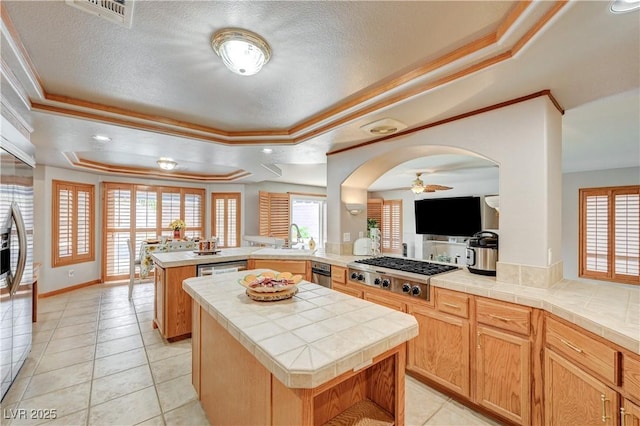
left=290, top=223, right=302, bottom=246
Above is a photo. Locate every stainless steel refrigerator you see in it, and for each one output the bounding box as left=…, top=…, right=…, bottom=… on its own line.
left=0, top=139, right=34, bottom=401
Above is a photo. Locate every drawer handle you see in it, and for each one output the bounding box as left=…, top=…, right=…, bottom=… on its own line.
left=560, top=338, right=584, bottom=354
left=621, top=407, right=628, bottom=426
left=601, top=394, right=610, bottom=422
left=488, top=314, right=512, bottom=322
left=442, top=302, right=461, bottom=309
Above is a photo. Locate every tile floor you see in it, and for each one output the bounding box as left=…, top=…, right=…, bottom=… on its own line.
left=1, top=281, right=502, bottom=426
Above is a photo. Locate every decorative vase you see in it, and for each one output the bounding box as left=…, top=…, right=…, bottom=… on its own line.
left=173, top=229, right=181, bottom=239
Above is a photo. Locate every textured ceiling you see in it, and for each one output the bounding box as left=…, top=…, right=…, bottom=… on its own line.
left=1, top=1, right=638, bottom=188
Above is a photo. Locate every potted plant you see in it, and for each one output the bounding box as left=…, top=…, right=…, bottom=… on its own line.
left=169, top=219, right=186, bottom=239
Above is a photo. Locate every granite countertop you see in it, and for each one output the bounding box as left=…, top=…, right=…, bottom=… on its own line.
left=183, top=270, right=418, bottom=389
left=431, top=270, right=640, bottom=354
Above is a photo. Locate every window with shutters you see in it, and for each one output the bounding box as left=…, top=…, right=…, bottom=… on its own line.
left=258, top=191, right=291, bottom=243
left=211, top=193, right=241, bottom=248
left=367, top=198, right=383, bottom=230
left=381, top=199, right=403, bottom=254
left=579, top=185, right=639, bottom=285
left=52, top=180, right=95, bottom=267
left=103, top=182, right=205, bottom=280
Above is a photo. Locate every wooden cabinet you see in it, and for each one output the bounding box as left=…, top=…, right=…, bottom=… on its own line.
left=476, top=325, right=530, bottom=425
left=623, top=354, right=640, bottom=401
left=331, top=265, right=346, bottom=287
left=406, top=301, right=470, bottom=398
left=545, top=348, right=619, bottom=425
left=622, top=398, right=640, bottom=426
left=153, top=264, right=195, bottom=341
left=363, top=291, right=406, bottom=312
left=250, top=259, right=310, bottom=281
left=332, top=282, right=362, bottom=299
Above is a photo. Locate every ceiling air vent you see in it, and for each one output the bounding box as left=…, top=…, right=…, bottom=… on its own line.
left=66, top=0, right=134, bottom=28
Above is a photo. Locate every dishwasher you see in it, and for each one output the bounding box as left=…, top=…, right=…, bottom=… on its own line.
left=197, top=260, right=248, bottom=276
left=311, top=261, right=331, bottom=288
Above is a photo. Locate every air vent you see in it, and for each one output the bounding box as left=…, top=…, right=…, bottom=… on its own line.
left=66, top=0, right=133, bottom=28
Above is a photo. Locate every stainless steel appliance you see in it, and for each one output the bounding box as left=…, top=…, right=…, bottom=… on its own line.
left=1, top=137, right=35, bottom=401
left=311, top=261, right=331, bottom=288
left=347, top=257, right=458, bottom=301
left=196, top=260, right=247, bottom=276
left=466, top=231, right=498, bottom=276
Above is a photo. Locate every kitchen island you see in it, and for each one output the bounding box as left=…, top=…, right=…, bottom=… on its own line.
left=183, top=270, right=419, bottom=426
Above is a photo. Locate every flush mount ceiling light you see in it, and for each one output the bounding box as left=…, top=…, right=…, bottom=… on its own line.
left=261, top=148, right=273, bottom=154
left=92, top=134, right=111, bottom=142
left=211, top=28, right=271, bottom=76
left=610, top=0, right=640, bottom=13
left=360, top=118, right=408, bottom=136
left=157, top=158, right=177, bottom=170
left=410, top=173, right=453, bottom=194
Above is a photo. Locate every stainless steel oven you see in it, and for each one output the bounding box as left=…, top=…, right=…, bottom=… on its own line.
left=311, top=261, right=331, bottom=288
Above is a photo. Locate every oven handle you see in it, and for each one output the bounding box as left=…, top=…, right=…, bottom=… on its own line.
left=9, top=202, right=27, bottom=296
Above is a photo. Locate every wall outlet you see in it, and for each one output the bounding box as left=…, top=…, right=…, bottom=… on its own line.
left=359, top=231, right=364, bottom=238
left=68, top=269, right=75, bottom=277
left=343, top=232, right=351, bottom=242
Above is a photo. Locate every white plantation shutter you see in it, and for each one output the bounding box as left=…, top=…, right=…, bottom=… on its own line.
left=53, top=180, right=94, bottom=267
left=161, top=190, right=181, bottom=234
left=614, top=190, right=639, bottom=280
left=580, top=186, right=640, bottom=284
left=382, top=200, right=403, bottom=254
left=211, top=193, right=241, bottom=247
left=104, top=185, right=132, bottom=278
left=184, top=191, right=204, bottom=239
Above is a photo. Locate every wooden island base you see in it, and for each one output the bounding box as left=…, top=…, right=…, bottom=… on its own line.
left=191, top=301, right=407, bottom=426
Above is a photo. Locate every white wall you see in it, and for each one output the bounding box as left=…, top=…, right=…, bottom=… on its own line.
left=562, top=166, right=640, bottom=281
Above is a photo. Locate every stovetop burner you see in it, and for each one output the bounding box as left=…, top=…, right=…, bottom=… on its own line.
left=353, top=256, right=458, bottom=276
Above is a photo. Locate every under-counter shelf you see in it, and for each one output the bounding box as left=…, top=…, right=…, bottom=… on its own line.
left=322, top=399, right=394, bottom=426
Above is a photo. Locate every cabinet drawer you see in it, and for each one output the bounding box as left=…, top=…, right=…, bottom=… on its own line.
left=476, top=298, right=531, bottom=336
left=623, top=354, right=640, bottom=400
left=252, top=260, right=307, bottom=274
left=546, top=317, right=619, bottom=384
left=435, top=288, right=469, bottom=318
left=332, top=266, right=346, bottom=285
left=332, top=283, right=362, bottom=299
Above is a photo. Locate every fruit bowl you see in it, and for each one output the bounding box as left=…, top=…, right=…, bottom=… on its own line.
left=238, top=272, right=303, bottom=293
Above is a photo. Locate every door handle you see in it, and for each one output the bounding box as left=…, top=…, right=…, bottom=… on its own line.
left=9, top=202, right=27, bottom=296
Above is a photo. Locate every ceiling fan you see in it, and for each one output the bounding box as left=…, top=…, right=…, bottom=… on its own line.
left=410, top=172, right=453, bottom=194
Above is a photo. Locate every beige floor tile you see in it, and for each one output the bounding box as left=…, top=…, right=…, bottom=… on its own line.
left=96, top=323, right=140, bottom=343
left=150, top=352, right=191, bottom=384
left=50, top=322, right=97, bottom=341
left=1, top=376, right=30, bottom=405
left=99, top=300, right=133, bottom=312
left=405, top=376, right=449, bottom=426
left=95, top=334, right=143, bottom=358
left=40, top=409, right=87, bottom=426
left=57, top=313, right=99, bottom=328
left=100, top=305, right=137, bottom=320
left=36, top=300, right=68, bottom=314
left=145, top=339, right=191, bottom=363
left=44, top=332, right=96, bottom=355
left=32, top=320, right=59, bottom=333
left=36, top=311, right=63, bottom=322
left=88, top=386, right=161, bottom=426
left=15, top=382, right=91, bottom=425
left=61, top=306, right=100, bottom=319
left=141, top=330, right=164, bottom=347
left=0, top=401, right=18, bottom=426
left=35, top=344, right=95, bottom=375
left=93, top=347, right=148, bottom=379
left=31, top=329, right=54, bottom=344
left=98, top=314, right=138, bottom=330
left=135, top=303, right=154, bottom=313
left=163, top=400, right=210, bottom=426
left=135, top=415, right=165, bottom=425
left=425, top=400, right=502, bottom=426
left=90, top=364, right=154, bottom=406
left=156, top=373, right=197, bottom=413
left=23, top=361, right=93, bottom=400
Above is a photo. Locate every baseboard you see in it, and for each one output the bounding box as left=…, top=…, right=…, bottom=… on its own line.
left=39, top=279, right=102, bottom=298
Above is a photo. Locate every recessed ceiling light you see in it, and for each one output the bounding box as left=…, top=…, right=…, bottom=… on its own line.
left=610, top=0, right=640, bottom=13
left=92, top=134, right=111, bottom=142
left=262, top=148, right=273, bottom=154
left=360, top=118, right=407, bottom=136
left=157, top=158, right=177, bottom=170
left=211, top=28, right=271, bottom=76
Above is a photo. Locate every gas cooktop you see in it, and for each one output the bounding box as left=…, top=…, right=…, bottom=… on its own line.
left=352, top=256, right=458, bottom=276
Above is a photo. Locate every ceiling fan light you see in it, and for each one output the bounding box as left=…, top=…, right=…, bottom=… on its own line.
left=411, top=185, right=425, bottom=194
left=157, top=158, right=177, bottom=170
left=212, top=28, right=271, bottom=76
left=610, top=0, right=640, bottom=13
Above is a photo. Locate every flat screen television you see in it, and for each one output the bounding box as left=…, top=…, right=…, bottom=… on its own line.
left=414, top=196, right=482, bottom=237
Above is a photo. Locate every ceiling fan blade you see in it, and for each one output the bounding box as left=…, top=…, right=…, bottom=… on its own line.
left=423, top=184, right=453, bottom=191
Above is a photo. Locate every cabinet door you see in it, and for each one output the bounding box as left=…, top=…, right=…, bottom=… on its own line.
left=332, top=283, right=362, bottom=299
left=545, top=349, right=619, bottom=426
left=252, top=259, right=307, bottom=275
left=364, top=292, right=405, bottom=312
left=622, top=398, right=640, bottom=426
left=154, top=267, right=165, bottom=334
left=476, top=325, right=530, bottom=425
left=407, top=304, right=470, bottom=397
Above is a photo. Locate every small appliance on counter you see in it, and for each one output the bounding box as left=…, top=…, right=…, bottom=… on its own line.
left=466, top=231, right=498, bottom=276
left=353, top=237, right=372, bottom=255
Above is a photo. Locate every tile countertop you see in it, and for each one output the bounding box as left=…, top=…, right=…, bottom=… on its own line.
left=182, top=270, right=418, bottom=389
left=431, top=270, right=640, bottom=355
